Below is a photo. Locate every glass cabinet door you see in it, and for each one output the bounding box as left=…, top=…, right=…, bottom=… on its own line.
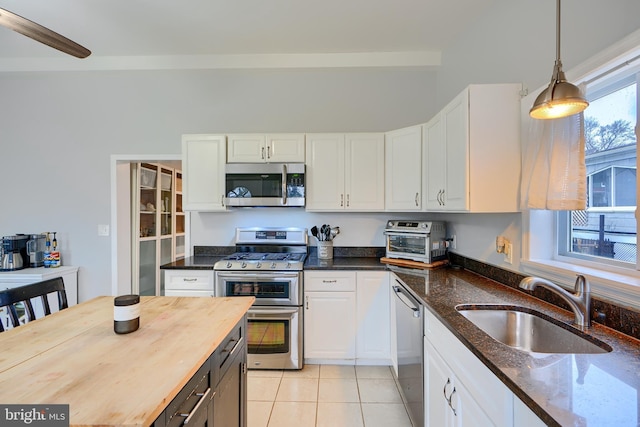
left=139, top=164, right=158, bottom=238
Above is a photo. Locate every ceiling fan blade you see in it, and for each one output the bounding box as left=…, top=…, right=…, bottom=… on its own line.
left=0, top=7, right=90, bottom=58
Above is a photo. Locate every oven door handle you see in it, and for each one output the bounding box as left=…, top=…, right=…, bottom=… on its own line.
left=249, top=308, right=299, bottom=316
left=384, top=231, right=429, bottom=236
left=282, top=163, right=288, bottom=205
left=216, top=272, right=300, bottom=280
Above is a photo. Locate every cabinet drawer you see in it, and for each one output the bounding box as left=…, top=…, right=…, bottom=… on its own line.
left=164, top=270, right=214, bottom=291
left=214, top=319, right=245, bottom=386
left=305, top=271, right=356, bottom=292
left=163, top=359, right=212, bottom=427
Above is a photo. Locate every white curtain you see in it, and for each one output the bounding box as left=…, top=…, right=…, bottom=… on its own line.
left=520, top=112, right=587, bottom=210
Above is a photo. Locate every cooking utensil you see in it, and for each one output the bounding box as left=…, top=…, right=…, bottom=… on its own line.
left=330, top=227, right=340, bottom=239
left=311, top=226, right=318, bottom=239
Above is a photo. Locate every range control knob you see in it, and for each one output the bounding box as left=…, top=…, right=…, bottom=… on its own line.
left=226, top=262, right=232, bottom=269
left=286, top=263, right=291, bottom=269
left=271, top=262, right=277, bottom=269
left=256, top=262, right=262, bottom=269
left=241, top=262, right=247, bottom=268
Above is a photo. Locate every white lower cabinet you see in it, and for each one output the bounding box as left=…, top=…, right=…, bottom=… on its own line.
left=355, top=271, right=390, bottom=363
left=304, top=271, right=391, bottom=364
left=304, top=271, right=357, bottom=361
left=424, top=309, right=513, bottom=427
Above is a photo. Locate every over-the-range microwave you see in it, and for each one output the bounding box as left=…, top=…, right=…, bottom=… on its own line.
left=224, top=163, right=305, bottom=207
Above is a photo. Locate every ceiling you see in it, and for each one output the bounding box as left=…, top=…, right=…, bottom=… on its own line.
left=0, top=0, right=495, bottom=68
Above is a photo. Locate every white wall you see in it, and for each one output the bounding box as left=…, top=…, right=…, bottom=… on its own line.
left=0, top=67, right=436, bottom=301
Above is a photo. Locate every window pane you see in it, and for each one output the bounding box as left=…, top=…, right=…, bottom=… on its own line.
left=614, top=167, right=636, bottom=206
left=563, top=80, right=637, bottom=265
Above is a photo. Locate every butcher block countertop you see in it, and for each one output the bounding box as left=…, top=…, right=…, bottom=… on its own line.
left=0, top=295, right=254, bottom=427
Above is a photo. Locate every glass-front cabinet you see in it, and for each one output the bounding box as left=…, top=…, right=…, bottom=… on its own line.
left=134, top=163, right=184, bottom=296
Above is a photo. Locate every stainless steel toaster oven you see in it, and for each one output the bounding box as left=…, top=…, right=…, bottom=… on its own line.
left=384, top=220, right=447, bottom=264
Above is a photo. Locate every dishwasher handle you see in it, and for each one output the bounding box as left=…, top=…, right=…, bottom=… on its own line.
left=393, top=281, right=422, bottom=318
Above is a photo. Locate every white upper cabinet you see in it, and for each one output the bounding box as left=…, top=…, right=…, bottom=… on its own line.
left=227, top=133, right=305, bottom=163
left=385, top=125, right=422, bottom=211
left=306, top=133, right=384, bottom=211
left=424, top=84, right=521, bottom=212
left=182, top=134, right=227, bottom=211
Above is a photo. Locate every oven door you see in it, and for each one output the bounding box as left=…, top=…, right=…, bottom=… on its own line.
left=215, top=271, right=301, bottom=305
left=247, top=306, right=303, bottom=370
left=385, top=231, right=430, bottom=263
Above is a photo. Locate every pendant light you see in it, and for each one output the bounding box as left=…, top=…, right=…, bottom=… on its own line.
left=530, top=0, right=588, bottom=119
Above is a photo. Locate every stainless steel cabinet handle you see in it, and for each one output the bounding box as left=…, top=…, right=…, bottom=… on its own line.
left=340, top=194, right=344, bottom=207
left=261, top=147, right=265, bottom=159
left=179, top=388, right=213, bottom=424
left=443, top=377, right=452, bottom=401
left=182, top=278, right=198, bottom=282
left=305, top=295, right=309, bottom=309
left=415, top=192, right=419, bottom=207
left=449, top=387, right=458, bottom=416
left=267, top=146, right=271, bottom=159
left=322, top=280, right=337, bottom=283
left=221, top=194, right=225, bottom=206
left=347, top=194, right=350, bottom=207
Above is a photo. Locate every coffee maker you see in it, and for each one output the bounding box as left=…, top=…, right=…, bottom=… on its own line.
left=1, top=234, right=29, bottom=271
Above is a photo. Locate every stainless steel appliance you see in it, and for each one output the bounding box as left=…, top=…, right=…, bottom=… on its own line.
left=1, top=235, right=29, bottom=271
left=214, top=227, right=307, bottom=370
left=224, top=163, right=305, bottom=207
left=384, top=220, right=447, bottom=264
left=392, top=275, right=424, bottom=427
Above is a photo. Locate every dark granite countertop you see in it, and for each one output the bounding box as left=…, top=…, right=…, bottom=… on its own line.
left=160, top=256, right=222, bottom=270
left=390, top=266, right=640, bottom=427
left=303, top=256, right=387, bottom=270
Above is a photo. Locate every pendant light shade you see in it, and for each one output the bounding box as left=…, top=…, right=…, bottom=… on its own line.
left=530, top=0, right=588, bottom=119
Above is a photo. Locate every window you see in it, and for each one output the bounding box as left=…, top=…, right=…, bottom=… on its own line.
left=558, top=70, right=638, bottom=267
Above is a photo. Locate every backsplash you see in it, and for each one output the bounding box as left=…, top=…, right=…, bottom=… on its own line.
left=449, top=252, right=640, bottom=341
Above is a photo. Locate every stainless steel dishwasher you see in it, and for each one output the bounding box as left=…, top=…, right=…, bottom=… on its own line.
left=392, top=278, right=424, bottom=427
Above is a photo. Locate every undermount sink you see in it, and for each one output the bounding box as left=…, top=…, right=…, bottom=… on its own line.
left=456, top=305, right=612, bottom=354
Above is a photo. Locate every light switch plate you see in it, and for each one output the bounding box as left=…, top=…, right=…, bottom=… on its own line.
left=98, top=224, right=110, bottom=236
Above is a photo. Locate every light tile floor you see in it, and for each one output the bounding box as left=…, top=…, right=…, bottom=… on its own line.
left=247, top=365, right=413, bottom=427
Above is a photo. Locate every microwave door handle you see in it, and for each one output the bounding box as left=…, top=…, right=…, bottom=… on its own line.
left=282, top=163, right=288, bottom=205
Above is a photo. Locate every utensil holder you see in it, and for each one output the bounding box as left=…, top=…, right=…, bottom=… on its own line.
left=317, top=241, right=333, bottom=260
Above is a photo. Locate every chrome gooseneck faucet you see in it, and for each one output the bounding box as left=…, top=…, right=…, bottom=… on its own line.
left=519, top=275, right=592, bottom=328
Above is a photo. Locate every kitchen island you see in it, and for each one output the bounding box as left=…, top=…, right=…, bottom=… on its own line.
left=0, top=295, right=254, bottom=427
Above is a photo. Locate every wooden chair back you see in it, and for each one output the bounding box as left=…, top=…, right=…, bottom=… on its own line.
left=0, top=277, right=68, bottom=332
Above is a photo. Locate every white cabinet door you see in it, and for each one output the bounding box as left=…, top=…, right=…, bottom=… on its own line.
left=385, top=125, right=422, bottom=211
left=305, top=134, right=345, bottom=210
left=182, top=134, right=226, bottom=211
left=227, top=134, right=266, bottom=163
left=266, top=134, right=305, bottom=162
left=304, top=291, right=356, bottom=360
left=425, top=340, right=455, bottom=427
left=345, top=133, right=385, bottom=211
left=227, top=134, right=305, bottom=163
left=423, top=116, right=446, bottom=210
left=356, top=271, right=390, bottom=362
left=442, top=90, right=469, bottom=211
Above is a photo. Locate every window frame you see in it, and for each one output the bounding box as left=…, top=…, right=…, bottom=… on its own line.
left=521, top=30, right=640, bottom=310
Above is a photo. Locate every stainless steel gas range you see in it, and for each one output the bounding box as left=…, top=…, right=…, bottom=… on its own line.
left=214, top=227, right=307, bottom=370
